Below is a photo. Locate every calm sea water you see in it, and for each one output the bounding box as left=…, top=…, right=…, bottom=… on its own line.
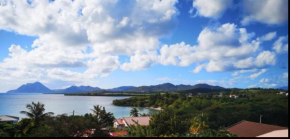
left=0, top=93, right=157, bottom=119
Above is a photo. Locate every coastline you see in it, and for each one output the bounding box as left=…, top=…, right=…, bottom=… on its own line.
left=146, top=107, right=162, bottom=111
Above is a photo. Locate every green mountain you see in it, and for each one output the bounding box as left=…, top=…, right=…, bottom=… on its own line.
left=125, top=83, right=224, bottom=92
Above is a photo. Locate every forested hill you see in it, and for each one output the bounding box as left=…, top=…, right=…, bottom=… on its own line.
left=113, top=88, right=289, bottom=129
left=125, top=83, right=225, bottom=92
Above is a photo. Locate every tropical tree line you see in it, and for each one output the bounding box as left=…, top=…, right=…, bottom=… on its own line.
left=113, top=89, right=288, bottom=137
left=0, top=102, right=114, bottom=137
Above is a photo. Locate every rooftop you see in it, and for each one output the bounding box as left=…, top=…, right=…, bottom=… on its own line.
left=257, top=129, right=288, bottom=137
left=109, top=131, right=128, bottom=137
left=0, top=115, right=19, bottom=122
left=227, top=120, right=288, bottom=137
left=119, top=116, right=151, bottom=126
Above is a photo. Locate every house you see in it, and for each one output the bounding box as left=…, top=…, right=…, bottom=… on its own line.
left=279, top=92, right=286, bottom=95
left=187, top=93, right=193, bottom=97
left=219, top=93, right=223, bottom=97
left=114, top=116, right=151, bottom=128
left=229, top=94, right=238, bottom=99
left=109, top=131, right=128, bottom=137
left=227, top=120, right=288, bottom=137
left=257, top=129, right=288, bottom=137
left=0, top=115, right=19, bottom=124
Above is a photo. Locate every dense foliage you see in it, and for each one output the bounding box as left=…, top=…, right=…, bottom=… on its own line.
left=114, top=89, right=288, bottom=137
left=0, top=102, right=115, bottom=137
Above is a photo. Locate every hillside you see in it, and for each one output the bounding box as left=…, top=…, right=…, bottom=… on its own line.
left=125, top=83, right=224, bottom=92
left=7, top=82, right=53, bottom=93
left=106, top=86, right=136, bottom=92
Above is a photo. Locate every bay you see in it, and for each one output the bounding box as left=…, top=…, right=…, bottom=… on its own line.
left=0, top=93, right=157, bottom=119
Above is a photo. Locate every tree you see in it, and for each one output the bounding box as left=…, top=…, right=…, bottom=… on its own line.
left=90, top=105, right=115, bottom=137
left=91, top=105, right=115, bottom=128
left=189, top=113, right=209, bottom=134
left=149, top=109, right=189, bottom=136
left=0, top=122, right=17, bottom=137
left=20, top=102, right=54, bottom=134
left=130, top=108, right=139, bottom=117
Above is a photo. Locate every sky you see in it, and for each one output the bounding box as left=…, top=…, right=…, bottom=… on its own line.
left=0, top=0, right=288, bottom=92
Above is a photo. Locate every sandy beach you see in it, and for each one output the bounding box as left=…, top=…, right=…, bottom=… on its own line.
left=146, top=107, right=162, bottom=111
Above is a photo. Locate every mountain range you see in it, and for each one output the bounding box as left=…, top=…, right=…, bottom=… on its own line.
left=6, top=82, right=227, bottom=94
left=276, top=86, right=288, bottom=91
left=7, top=82, right=53, bottom=93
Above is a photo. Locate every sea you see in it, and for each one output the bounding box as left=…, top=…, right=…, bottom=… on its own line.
left=0, top=93, right=158, bottom=120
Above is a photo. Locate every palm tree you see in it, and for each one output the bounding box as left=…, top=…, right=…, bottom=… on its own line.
left=130, top=108, right=139, bottom=117
left=189, top=113, right=209, bottom=134
left=91, top=105, right=103, bottom=117
left=20, top=102, right=54, bottom=134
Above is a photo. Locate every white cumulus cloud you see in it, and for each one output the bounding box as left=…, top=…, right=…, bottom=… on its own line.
left=273, top=36, right=288, bottom=54
left=158, top=23, right=277, bottom=73
left=241, top=0, right=288, bottom=25
left=191, top=0, right=233, bottom=19
left=0, top=0, right=179, bottom=92
left=250, top=69, right=267, bottom=80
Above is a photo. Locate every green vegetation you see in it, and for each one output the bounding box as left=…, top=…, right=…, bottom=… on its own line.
left=130, top=108, right=139, bottom=117
left=64, top=92, right=152, bottom=96
left=1, top=88, right=287, bottom=137
left=0, top=102, right=115, bottom=137
left=113, top=89, right=288, bottom=137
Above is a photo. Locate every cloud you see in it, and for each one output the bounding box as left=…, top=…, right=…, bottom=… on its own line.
left=254, top=51, right=276, bottom=68
left=191, top=0, right=233, bottom=19
left=241, top=0, right=288, bottom=25
left=0, top=0, right=179, bottom=91
left=232, top=69, right=257, bottom=76
left=259, top=32, right=277, bottom=41
left=193, top=64, right=205, bottom=73
left=158, top=23, right=277, bottom=73
left=283, top=72, right=288, bottom=79
left=156, top=77, right=173, bottom=81
left=259, top=78, right=269, bottom=83
left=273, top=36, right=288, bottom=54
left=249, top=69, right=267, bottom=80
left=120, top=51, right=157, bottom=71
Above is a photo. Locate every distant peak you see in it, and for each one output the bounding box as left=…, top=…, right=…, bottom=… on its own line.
left=161, top=83, right=174, bottom=85
left=33, top=81, right=42, bottom=84
left=196, top=83, right=209, bottom=85
left=25, top=82, right=43, bottom=86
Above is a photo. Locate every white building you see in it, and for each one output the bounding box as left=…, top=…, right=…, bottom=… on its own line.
left=229, top=94, right=239, bottom=99
left=114, top=116, right=151, bottom=128
left=0, top=115, right=19, bottom=124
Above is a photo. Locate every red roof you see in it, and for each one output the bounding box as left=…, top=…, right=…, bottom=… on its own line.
left=116, top=119, right=125, bottom=125
left=227, top=120, right=288, bottom=137
left=109, top=131, right=128, bottom=137
left=122, top=116, right=151, bottom=126
left=74, top=129, right=95, bottom=137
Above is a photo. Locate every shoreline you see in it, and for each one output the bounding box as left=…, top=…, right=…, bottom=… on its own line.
left=146, top=107, right=162, bottom=111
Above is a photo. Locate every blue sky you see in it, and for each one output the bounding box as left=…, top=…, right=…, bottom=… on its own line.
left=0, top=0, right=288, bottom=92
